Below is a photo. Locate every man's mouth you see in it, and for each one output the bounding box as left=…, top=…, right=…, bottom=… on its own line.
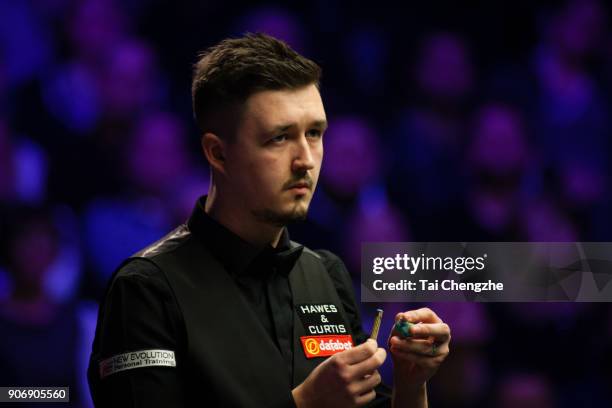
left=285, top=177, right=313, bottom=190
left=288, top=182, right=310, bottom=189
left=285, top=179, right=313, bottom=194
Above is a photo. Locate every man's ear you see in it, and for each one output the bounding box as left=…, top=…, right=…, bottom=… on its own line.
left=201, top=132, right=227, bottom=174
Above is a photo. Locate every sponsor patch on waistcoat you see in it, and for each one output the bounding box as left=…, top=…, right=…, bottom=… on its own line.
left=100, top=349, right=176, bottom=379
left=300, top=335, right=354, bottom=358
left=296, top=303, right=348, bottom=335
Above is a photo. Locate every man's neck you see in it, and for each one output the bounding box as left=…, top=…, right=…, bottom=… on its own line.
left=204, top=191, right=284, bottom=248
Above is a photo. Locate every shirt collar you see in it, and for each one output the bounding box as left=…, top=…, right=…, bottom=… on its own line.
left=187, top=196, right=303, bottom=277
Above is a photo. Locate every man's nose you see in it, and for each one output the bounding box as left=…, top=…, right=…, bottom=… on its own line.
left=292, top=136, right=315, bottom=172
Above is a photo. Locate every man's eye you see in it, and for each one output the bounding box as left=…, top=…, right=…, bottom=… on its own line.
left=270, top=134, right=287, bottom=143
left=307, top=129, right=322, bottom=138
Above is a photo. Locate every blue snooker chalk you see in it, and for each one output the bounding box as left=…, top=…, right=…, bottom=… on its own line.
left=394, top=318, right=412, bottom=338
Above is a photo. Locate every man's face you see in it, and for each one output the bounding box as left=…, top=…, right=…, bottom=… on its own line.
left=224, top=84, right=326, bottom=226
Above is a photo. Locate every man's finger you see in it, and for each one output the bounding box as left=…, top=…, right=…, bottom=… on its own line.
left=396, top=307, right=442, bottom=324
left=350, top=348, right=387, bottom=378
left=409, top=323, right=451, bottom=342
left=391, top=348, right=444, bottom=372
left=390, top=343, right=447, bottom=364
left=389, top=336, right=449, bottom=357
left=354, top=389, right=377, bottom=406
left=350, top=370, right=382, bottom=396
left=337, top=339, right=377, bottom=365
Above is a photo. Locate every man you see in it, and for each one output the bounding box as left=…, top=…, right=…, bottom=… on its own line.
left=88, top=33, right=451, bottom=407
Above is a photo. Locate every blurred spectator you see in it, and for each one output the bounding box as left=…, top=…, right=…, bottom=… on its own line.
left=519, top=197, right=578, bottom=241
left=320, top=116, right=382, bottom=201
left=342, top=191, right=411, bottom=275
left=532, top=0, right=610, bottom=215
left=388, top=32, right=474, bottom=239
left=82, top=112, right=205, bottom=290
left=67, top=0, right=128, bottom=69
left=234, top=6, right=307, bottom=52
left=0, top=118, right=48, bottom=205
left=342, top=25, right=390, bottom=101
left=0, top=1, right=54, bottom=89
left=42, top=61, right=101, bottom=135
left=0, top=206, right=80, bottom=400
left=305, top=115, right=385, bottom=252
left=124, top=112, right=191, bottom=196
left=464, top=103, right=534, bottom=240
left=428, top=303, right=492, bottom=408
left=99, top=38, right=166, bottom=124
left=415, top=32, right=475, bottom=104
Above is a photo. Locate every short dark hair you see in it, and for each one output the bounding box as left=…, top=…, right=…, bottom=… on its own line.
left=191, top=33, right=321, bottom=139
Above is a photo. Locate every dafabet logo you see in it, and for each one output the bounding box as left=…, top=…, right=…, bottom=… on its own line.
left=300, top=335, right=354, bottom=359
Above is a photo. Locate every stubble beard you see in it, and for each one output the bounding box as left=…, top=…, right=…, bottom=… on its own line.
left=251, top=196, right=310, bottom=227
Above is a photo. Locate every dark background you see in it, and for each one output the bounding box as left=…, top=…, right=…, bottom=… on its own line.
left=1, top=0, right=612, bottom=406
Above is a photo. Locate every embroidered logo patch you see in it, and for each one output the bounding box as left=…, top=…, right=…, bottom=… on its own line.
left=296, top=303, right=347, bottom=335
left=100, top=349, right=176, bottom=379
left=300, top=335, right=354, bottom=358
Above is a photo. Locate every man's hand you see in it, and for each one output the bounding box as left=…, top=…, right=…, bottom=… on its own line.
left=292, top=339, right=387, bottom=408
left=388, top=307, right=451, bottom=388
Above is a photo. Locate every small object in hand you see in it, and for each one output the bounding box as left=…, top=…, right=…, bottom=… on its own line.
left=394, top=317, right=412, bottom=338
left=370, top=309, right=384, bottom=340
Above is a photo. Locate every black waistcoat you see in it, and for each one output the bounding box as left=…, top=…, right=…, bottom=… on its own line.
left=124, top=224, right=355, bottom=407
